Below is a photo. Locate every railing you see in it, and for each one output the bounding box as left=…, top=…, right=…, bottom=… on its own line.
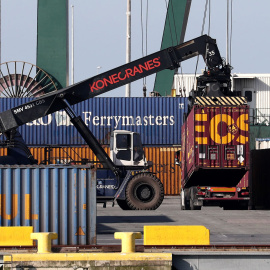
left=249, top=108, right=270, bottom=126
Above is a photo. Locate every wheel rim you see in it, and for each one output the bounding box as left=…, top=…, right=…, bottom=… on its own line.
left=134, top=183, right=155, bottom=203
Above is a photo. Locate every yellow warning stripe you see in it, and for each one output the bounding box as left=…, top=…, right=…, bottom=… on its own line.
left=232, top=96, right=248, bottom=105
left=224, top=96, right=234, bottom=105
left=205, top=97, right=215, bottom=105
left=231, top=96, right=239, bottom=105
left=230, top=97, right=238, bottom=105
left=195, top=97, right=205, bottom=105
left=195, top=97, right=212, bottom=105
left=195, top=96, right=247, bottom=106
left=217, top=97, right=226, bottom=105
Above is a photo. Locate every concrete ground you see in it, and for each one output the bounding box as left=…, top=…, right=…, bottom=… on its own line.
left=97, top=196, right=270, bottom=245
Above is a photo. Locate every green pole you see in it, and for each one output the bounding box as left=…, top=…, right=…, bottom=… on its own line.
left=153, top=0, right=191, bottom=96
left=37, top=0, right=69, bottom=91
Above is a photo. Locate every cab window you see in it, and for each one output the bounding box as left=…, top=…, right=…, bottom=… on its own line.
left=116, top=134, right=131, bottom=161
left=116, top=134, right=131, bottom=149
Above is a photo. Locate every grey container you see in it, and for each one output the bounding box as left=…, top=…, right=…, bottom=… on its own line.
left=0, top=165, right=96, bottom=245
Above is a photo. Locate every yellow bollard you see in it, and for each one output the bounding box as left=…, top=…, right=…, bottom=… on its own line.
left=114, top=232, right=142, bottom=253
left=31, top=232, right=58, bottom=253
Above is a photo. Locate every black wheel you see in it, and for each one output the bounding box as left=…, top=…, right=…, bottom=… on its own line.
left=184, top=189, right=191, bottom=210
left=190, top=188, right=201, bottom=210
left=125, top=173, right=164, bottom=210
left=181, top=189, right=189, bottom=210
left=180, top=194, right=186, bottom=210
left=190, top=198, right=195, bottom=210
left=190, top=198, right=201, bottom=210
left=117, top=199, right=132, bottom=210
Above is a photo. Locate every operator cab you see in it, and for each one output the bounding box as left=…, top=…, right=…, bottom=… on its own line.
left=110, top=130, right=147, bottom=167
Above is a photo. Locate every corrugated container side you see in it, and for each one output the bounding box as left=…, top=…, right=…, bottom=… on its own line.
left=181, top=107, right=194, bottom=184
left=237, top=172, right=249, bottom=188
left=0, top=97, right=188, bottom=145
left=233, top=74, right=270, bottom=109
left=41, top=146, right=110, bottom=166
left=0, top=148, right=7, bottom=156
left=0, top=166, right=96, bottom=245
left=144, top=146, right=181, bottom=195
left=0, top=146, right=182, bottom=196
left=182, top=105, right=250, bottom=188
left=255, top=76, right=270, bottom=122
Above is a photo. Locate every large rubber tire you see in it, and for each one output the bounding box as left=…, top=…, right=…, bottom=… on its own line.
left=184, top=189, right=191, bottom=210
left=117, top=199, right=133, bottom=210
left=125, top=173, right=164, bottom=210
left=190, top=198, right=195, bottom=210
left=181, top=189, right=190, bottom=210
left=180, top=189, right=186, bottom=210
left=190, top=198, right=201, bottom=210
left=190, top=188, right=201, bottom=210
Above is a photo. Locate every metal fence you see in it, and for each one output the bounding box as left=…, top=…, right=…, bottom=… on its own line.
left=249, top=108, right=270, bottom=126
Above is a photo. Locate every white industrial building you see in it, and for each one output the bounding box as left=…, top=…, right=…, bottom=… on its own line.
left=173, top=73, right=270, bottom=125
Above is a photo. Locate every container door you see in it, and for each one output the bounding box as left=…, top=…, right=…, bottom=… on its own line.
left=220, top=106, right=249, bottom=168
left=195, top=106, right=249, bottom=169
left=208, top=145, right=220, bottom=167
left=195, top=107, right=222, bottom=168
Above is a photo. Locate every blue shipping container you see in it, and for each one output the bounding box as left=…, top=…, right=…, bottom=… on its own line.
left=0, top=165, right=96, bottom=245
left=0, top=97, right=188, bottom=145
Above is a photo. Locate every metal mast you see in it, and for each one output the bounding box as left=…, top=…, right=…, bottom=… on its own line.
left=71, top=4, right=74, bottom=85
left=226, top=0, right=229, bottom=64
left=125, top=0, right=131, bottom=97
left=0, top=0, right=1, bottom=66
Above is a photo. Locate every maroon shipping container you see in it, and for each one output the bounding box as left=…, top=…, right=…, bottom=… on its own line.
left=181, top=103, right=249, bottom=189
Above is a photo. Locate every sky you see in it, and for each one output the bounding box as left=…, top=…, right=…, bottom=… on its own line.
left=1, top=0, right=270, bottom=97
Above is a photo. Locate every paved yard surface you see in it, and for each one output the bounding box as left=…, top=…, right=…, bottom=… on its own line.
left=97, top=196, right=270, bottom=245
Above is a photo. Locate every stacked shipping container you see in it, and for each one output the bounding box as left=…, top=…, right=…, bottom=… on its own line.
left=0, top=165, right=96, bottom=245
left=0, top=146, right=182, bottom=195
left=180, top=97, right=250, bottom=210
left=0, top=97, right=188, bottom=145
left=0, top=97, right=188, bottom=195
left=181, top=101, right=249, bottom=188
